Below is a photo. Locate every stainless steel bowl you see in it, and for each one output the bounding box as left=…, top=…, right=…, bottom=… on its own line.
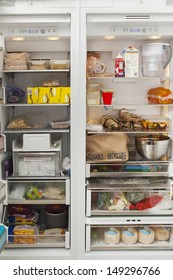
left=135, top=135, right=170, bottom=160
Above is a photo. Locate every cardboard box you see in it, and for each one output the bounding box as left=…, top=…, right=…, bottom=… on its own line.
left=27, top=87, right=39, bottom=104
left=124, top=47, right=139, bottom=78
left=59, top=87, right=70, bottom=104
left=49, top=87, right=70, bottom=104
left=38, top=87, right=50, bottom=104
left=49, top=87, right=61, bottom=103
left=27, top=86, right=70, bottom=104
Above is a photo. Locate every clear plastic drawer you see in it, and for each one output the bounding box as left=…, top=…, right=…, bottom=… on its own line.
left=86, top=223, right=173, bottom=251
left=13, top=152, right=60, bottom=177
left=86, top=178, right=173, bottom=216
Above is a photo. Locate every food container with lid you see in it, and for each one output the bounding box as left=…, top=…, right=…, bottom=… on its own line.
left=50, top=60, right=70, bottom=70
left=28, top=60, right=50, bottom=70
left=87, top=92, right=100, bottom=105
left=141, top=115, right=169, bottom=130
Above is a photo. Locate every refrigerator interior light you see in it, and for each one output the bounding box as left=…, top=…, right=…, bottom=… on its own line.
left=0, top=0, right=15, bottom=5
left=12, top=36, right=25, bottom=41
left=47, top=36, right=60, bottom=41
left=148, top=36, right=162, bottom=40
left=104, top=35, right=116, bottom=40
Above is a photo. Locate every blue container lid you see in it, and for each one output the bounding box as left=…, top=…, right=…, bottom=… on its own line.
left=0, top=225, right=5, bottom=236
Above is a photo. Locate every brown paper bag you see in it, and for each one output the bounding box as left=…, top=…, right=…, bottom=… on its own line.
left=86, top=133, right=129, bottom=162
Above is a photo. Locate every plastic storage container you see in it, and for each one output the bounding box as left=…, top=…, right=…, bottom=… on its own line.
left=87, top=92, right=100, bottom=105
left=50, top=60, right=70, bottom=69
left=141, top=115, right=169, bottom=130
left=23, top=134, right=52, bottom=151
left=0, top=225, right=7, bottom=251
left=86, top=224, right=173, bottom=251
left=13, top=152, right=60, bottom=176
left=28, top=60, right=50, bottom=70
left=45, top=205, right=68, bottom=229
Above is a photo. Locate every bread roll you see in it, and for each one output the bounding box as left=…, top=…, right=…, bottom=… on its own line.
left=154, top=227, right=170, bottom=241
left=104, top=228, right=120, bottom=245
left=138, top=227, right=155, bottom=244
left=121, top=227, right=138, bottom=244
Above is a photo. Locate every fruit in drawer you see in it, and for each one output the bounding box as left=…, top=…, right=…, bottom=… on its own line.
left=129, top=194, right=163, bottom=211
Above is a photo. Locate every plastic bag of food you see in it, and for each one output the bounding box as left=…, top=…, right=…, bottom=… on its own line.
left=42, top=75, right=59, bottom=86
left=7, top=113, right=48, bottom=129
left=6, top=85, right=26, bottom=103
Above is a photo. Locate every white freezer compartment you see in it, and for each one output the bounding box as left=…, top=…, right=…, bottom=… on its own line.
left=7, top=179, right=70, bottom=205
left=86, top=223, right=173, bottom=252
left=86, top=178, right=173, bottom=216
left=2, top=205, right=70, bottom=249
left=86, top=161, right=170, bottom=178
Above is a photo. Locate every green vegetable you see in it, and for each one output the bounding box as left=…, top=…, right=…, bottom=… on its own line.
left=97, top=192, right=113, bottom=210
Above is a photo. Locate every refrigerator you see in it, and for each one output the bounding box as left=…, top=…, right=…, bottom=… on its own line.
left=1, top=4, right=173, bottom=260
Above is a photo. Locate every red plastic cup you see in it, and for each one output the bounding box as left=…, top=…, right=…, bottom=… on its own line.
left=102, top=91, right=113, bottom=105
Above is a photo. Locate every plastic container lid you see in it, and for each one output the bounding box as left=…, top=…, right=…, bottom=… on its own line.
left=141, top=115, right=168, bottom=122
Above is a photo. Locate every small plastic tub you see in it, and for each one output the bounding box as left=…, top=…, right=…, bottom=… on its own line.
left=87, top=92, right=100, bottom=105
left=141, top=115, right=169, bottom=130
left=45, top=205, right=68, bottom=229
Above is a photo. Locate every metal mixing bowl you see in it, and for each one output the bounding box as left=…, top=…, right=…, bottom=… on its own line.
left=135, top=135, right=170, bottom=160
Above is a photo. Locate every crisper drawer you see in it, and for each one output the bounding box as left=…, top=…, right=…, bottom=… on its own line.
left=86, top=217, right=173, bottom=252
left=13, top=152, right=60, bottom=176
left=86, top=178, right=173, bottom=216
left=86, top=161, right=169, bottom=178
left=7, top=179, right=70, bottom=205
left=2, top=205, right=70, bottom=249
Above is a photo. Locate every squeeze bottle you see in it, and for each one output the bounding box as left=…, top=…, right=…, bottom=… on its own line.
left=115, top=53, right=125, bottom=77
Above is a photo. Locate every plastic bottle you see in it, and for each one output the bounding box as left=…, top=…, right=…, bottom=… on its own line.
left=115, top=53, right=125, bottom=77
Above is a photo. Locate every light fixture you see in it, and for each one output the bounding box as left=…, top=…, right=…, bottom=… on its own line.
left=47, top=36, right=60, bottom=41
left=12, top=37, right=25, bottom=41
left=0, top=0, right=15, bottom=5
left=104, top=35, right=116, bottom=40
left=148, top=35, right=162, bottom=40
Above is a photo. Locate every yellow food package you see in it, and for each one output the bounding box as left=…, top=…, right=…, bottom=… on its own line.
left=27, top=87, right=39, bottom=104
left=49, top=87, right=61, bottom=103
left=38, top=87, right=50, bottom=104
left=13, top=225, right=35, bottom=235
left=59, top=87, right=70, bottom=104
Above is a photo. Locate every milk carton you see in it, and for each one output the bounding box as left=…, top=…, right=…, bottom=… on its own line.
left=123, top=46, right=139, bottom=78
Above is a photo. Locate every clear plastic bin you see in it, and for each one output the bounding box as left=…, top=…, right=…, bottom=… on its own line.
left=13, top=152, right=60, bottom=176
